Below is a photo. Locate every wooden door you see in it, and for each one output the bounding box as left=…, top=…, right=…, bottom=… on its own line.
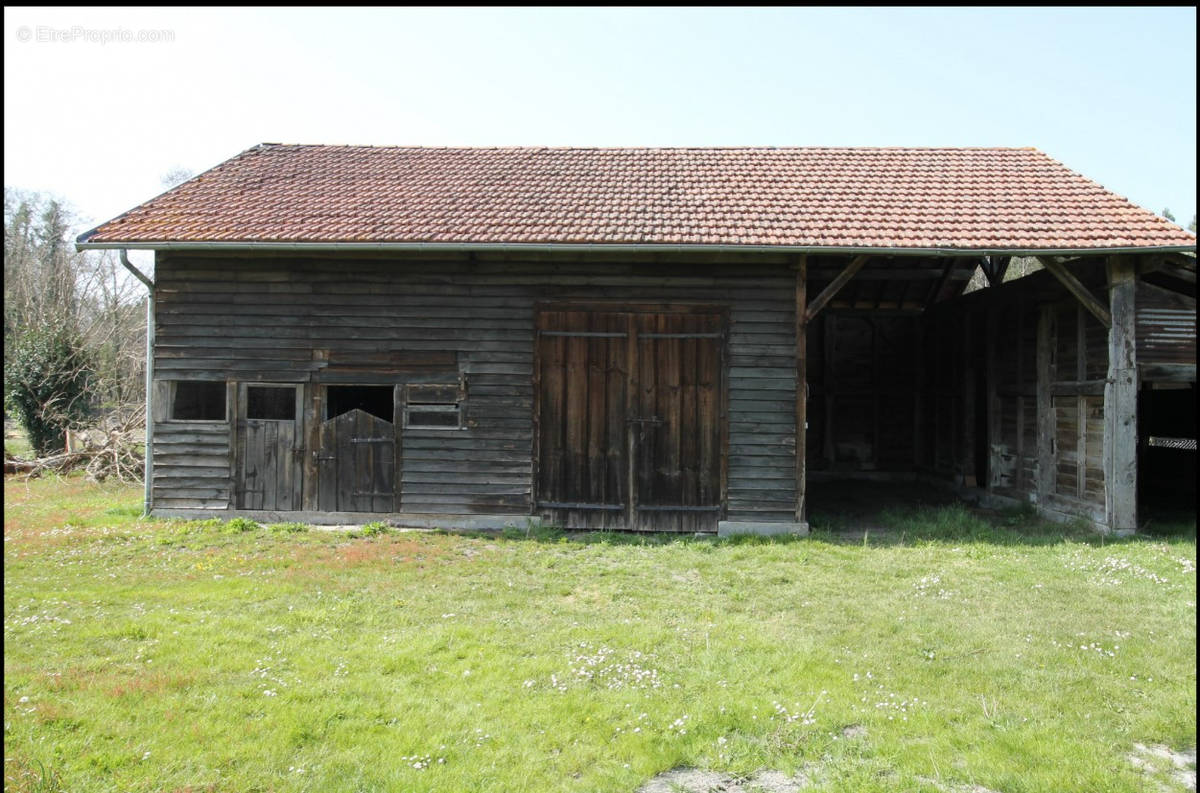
left=632, top=312, right=724, bottom=531
left=236, top=384, right=303, bottom=510
left=536, top=308, right=724, bottom=531
left=316, top=408, right=396, bottom=512
left=535, top=310, right=629, bottom=529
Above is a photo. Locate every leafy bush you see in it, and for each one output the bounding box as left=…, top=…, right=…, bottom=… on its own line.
left=4, top=325, right=94, bottom=456
left=356, top=521, right=391, bottom=538
left=223, top=517, right=260, bottom=533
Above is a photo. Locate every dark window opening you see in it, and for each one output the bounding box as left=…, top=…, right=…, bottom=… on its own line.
left=172, top=381, right=226, bottom=421
left=407, top=407, right=460, bottom=427
left=406, top=383, right=462, bottom=429
left=247, top=386, right=297, bottom=421
left=326, top=385, right=394, bottom=422
left=1138, top=383, right=1196, bottom=523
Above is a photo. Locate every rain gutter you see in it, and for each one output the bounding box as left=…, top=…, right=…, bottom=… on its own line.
left=77, top=241, right=1197, bottom=257
left=117, top=250, right=154, bottom=517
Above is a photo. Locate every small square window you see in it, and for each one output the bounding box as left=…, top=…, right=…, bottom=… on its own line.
left=247, top=386, right=297, bottom=421
left=405, top=383, right=463, bottom=429
left=171, top=381, right=226, bottom=421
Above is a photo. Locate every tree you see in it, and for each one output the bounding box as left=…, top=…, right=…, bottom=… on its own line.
left=1189, top=215, right=1196, bottom=233
left=1162, top=208, right=1176, bottom=222
left=4, top=324, right=93, bottom=455
left=4, top=188, right=146, bottom=457
left=160, top=167, right=194, bottom=188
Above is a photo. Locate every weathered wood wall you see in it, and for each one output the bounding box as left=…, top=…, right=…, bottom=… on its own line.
left=1136, top=280, right=1196, bottom=366
left=151, top=252, right=797, bottom=524
left=1045, top=300, right=1110, bottom=522
left=922, top=256, right=1194, bottom=529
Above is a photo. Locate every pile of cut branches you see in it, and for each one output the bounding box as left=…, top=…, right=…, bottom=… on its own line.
left=4, top=407, right=145, bottom=483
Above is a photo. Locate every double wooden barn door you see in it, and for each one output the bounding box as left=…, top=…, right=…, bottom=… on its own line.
left=535, top=307, right=726, bottom=531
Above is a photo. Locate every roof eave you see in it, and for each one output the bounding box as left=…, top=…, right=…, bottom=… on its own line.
left=74, top=240, right=1198, bottom=257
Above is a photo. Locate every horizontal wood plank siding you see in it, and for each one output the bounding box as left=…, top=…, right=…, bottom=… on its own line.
left=153, top=255, right=796, bottom=522
left=1136, top=281, right=1196, bottom=365
left=152, top=420, right=232, bottom=509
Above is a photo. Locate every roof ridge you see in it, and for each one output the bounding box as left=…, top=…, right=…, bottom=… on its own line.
left=255, top=142, right=1043, bottom=152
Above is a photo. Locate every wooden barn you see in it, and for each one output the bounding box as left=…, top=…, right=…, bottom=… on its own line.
left=76, top=145, right=1197, bottom=533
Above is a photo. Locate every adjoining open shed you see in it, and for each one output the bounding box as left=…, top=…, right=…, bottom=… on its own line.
left=77, top=146, right=1197, bottom=533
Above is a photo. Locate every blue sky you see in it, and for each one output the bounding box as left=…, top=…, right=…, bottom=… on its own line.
left=4, top=7, right=1196, bottom=232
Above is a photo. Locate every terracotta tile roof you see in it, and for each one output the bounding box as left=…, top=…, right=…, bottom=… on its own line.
left=79, top=145, right=1197, bottom=251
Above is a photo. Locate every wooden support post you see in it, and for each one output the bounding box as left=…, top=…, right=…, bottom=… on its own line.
left=805, top=255, right=868, bottom=322
left=794, top=255, right=808, bottom=523
left=1037, top=257, right=1112, bottom=328
left=1035, top=306, right=1055, bottom=501
left=1105, top=255, right=1138, bottom=531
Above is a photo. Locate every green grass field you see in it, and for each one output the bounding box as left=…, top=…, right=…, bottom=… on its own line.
left=3, top=475, right=1195, bottom=792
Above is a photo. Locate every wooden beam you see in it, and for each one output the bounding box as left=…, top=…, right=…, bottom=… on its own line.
left=1139, top=259, right=1197, bottom=284
left=805, top=255, right=868, bottom=322
left=808, top=268, right=971, bottom=281
left=1036, top=257, right=1112, bottom=328
left=794, top=255, right=807, bottom=523
left=1138, top=362, right=1196, bottom=383
left=1104, top=255, right=1138, bottom=532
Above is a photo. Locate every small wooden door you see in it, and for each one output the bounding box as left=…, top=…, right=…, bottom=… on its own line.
left=236, top=384, right=304, bottom=510
left=316, top=408, right=396, bottom=512
left=536, top=308, right=725, bottom=531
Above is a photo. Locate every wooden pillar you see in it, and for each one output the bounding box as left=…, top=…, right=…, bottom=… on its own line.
left=1035, top=306, right=1055, bottom=501
left=794, top=256, right=808, bottom=523
left=1105, top=255, right=1138, bottom=531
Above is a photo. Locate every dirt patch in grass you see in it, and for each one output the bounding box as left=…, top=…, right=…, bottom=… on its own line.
left=636, top=767, right=813, bottom=793
left=1127, top=743, right=1197, bottom=791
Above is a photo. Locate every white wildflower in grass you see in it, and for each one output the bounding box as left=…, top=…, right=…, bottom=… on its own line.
left=1049, top=636, right=1118, bottom=658
left=401, top=754, right=436, bottom=770
left=912, top=574, right=955, bottom=600
left=1066, top=552, right=1175, bottom=586
left=772, top=690, right=825, bottom=727
left=538, top=642, right=665, bottom=692
left=667, top=715, right=689, bottom=735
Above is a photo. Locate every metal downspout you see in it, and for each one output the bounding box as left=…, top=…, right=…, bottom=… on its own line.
left=118, top=250, right=154, bottom=516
